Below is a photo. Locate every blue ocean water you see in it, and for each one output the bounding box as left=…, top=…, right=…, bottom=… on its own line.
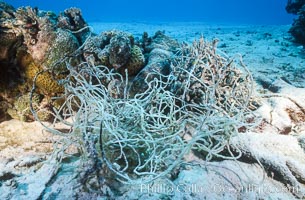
left=4, top=0, right=295, bottom=25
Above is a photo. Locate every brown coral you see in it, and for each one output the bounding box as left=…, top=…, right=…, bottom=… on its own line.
left=119, top=45, right=145, bottom=76
left=18, top=51, right=64, bottom=95
left=0, top=3, right=86, bottom=122
left=5, top=6, right=80, bottom=74
left=83, top=30, right=136, bottom=71
left=108, top=32, right=132, bottom=69
left=143, top=30, right=180, bottom=53
left=7, top=92, right=41, bottom=121
left=42, top=28, right=80, bottom=74
left=57, top=7, right=87, bottom=31
left=6, top=92, right=53, bottom=122
left=57, top=7, right=89, bottom=43
left=130, top=48, right=173, bottom=94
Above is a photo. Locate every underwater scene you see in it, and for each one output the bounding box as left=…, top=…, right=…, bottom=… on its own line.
left=0, top=0, right=305, bottom=199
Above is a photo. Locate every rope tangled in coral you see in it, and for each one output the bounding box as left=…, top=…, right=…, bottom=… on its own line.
left=30, top=36, right=257, bottom=185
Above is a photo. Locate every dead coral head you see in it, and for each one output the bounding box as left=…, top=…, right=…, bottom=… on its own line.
left=64, top=7, right=85, bottom=25
left=119, top=45, right=145, bottom=76
left=7, top=92, right=41, bottom=122
left=108, top=32, right=132, bottom=69
left=43, top=28, right=80, bottom=73
left=0, top=2, right=15, bottom=24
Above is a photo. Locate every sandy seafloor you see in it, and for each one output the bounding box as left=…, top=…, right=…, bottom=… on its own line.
left=1, top=22, right=305, bottom=199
